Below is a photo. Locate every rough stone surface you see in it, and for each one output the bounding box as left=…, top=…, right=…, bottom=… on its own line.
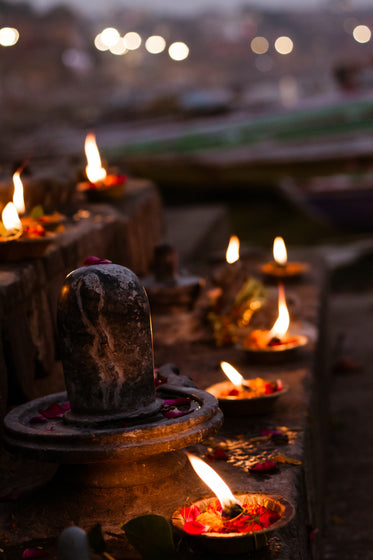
left=58, top=264, right=155, bottom=418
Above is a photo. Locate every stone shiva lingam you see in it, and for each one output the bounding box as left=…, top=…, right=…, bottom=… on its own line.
left=3, top=260, right=223, bottom=539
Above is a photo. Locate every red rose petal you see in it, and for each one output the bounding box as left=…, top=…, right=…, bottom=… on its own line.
left=83, top=256, right=112, bottom=266
left=180, top=504, right=200, bottom=522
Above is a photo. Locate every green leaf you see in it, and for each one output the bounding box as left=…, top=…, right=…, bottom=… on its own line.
left=87, top=523, right=107, bottom=554
left=30, top=205, right=44, bottom=220
left=122, top=514, right=179, bottom=560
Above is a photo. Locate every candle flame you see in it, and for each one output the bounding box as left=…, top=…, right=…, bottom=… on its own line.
left=84, top=132, right=107, bottom=184
left=226, top=235, right=240, bottom=264
left=220, top=361, right=244, bottom=388
left=12, top=170, right=25, bottom=215
left=186, top=453, right=241, bottom=510
left=2, top=202, right=22, bottom=232
left=273, top=236, right=287, bottom=266
left=268, top=283, right=290, bottom=339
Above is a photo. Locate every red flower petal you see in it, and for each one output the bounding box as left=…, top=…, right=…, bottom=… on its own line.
left=182, top=521, right=208, bottom=535
left=83, top=256, right=112, bottom=266
left=162, top=397, right=190, bottom=408
left=227, top=387, right=240, bottom=396
left=180, top=504, right=201, bottom=522
left=206, top=447, right=228, bottom=461
left=22, top=549, right=49, bottom=559
left=38, top=402, right=70, bottom=419
left=249, top=460, right=278, bottom=473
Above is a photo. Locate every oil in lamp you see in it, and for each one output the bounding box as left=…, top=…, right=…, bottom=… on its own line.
left=261, top=236, right=309, bottom=279
left=241, top=283, right=308, bottom=356
left=77, top=132, right=127, bottom=200
left=171, top=453, right=294, bottom=555
left=206, top=361, right=286, bottom=415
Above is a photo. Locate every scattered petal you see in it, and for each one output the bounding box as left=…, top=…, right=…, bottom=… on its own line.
left=249, top=460, right=279, bottom=473
left=162, top=397, right=191, bottom=408
left=83, top=256, right=112, bottom=266
left=206, top=447, right=228, bottom=461
left=162, top=408, right=192, bottom=419
left=38, top=402, right=70, bottom=419
left=22, top=549, right=49, bottom=559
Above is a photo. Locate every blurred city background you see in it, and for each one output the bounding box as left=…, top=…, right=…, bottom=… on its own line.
left=1, top=0, right=373, bottom=242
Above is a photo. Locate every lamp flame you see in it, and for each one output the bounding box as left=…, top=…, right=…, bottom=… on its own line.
left=268, top=283, right=290, bottom=339
left=186, top=453, right=241, bottom=510
left=84, top=133, right=107, bottom=184
left=226, top=235, right=240, bottom=264
left=220, top=361, right=244, bottom=388
left=12, top=170, right=25, bottom=215
left=273, top=236, right=287, bottom=266
left=2, top=202, right=22, bottom=233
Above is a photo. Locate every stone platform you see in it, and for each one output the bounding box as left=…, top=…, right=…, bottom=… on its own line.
left=0, top=224, right=329, bottom=560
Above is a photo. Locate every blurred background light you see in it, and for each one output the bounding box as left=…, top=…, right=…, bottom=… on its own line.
left=168, top=41, right=189, bottom=61
left=0, top=27, right=19, bottom=47
left=274, top=35, right=294, bottom=54
left=94, top=32, right=108, bottom=51
left=353, top=24, right=371, bottom=43
left=145, top=35, right=166, bottom=54
left=100, top=27, right=121, bottom=48
left=123, top=31, right=142, bottom=50
left=250, top=36, right=269, bottom=54
left=110, top=37, right=127, bottom=55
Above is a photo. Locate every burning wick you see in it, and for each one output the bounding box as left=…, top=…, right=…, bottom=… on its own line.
left=220, top=361, right=245, bottom=390
left=273, top=236, right=287, bottom=269
left=186, top=452, right=243, bottom=519
left=2, top=202, right=23, bottom=237
left=226, top=235, right=240, bottom=264
left=84, top=132, right=107, bottom=184
left=12, top=170, right=26, bottom=216
left=267, top=283, right=290, bottom=344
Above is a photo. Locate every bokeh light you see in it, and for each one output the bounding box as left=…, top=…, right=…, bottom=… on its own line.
left=100, top=27, right=120, bottom=48
left=353, top=24, right=371, bottom=43
left=250, top=36, right=269, bottom=55
left=168, top=41, right=189, bottom=61
left=0, top=27, right=19, bottom=47
left=145, top=35, right=166, bottom=54
left=124, top=31, right=142, bottom=50
left=110, top=38, right=127, bottom=55
left=94, top=33, right=108, bottom=51
left=274, top=36, right=294, bottom=55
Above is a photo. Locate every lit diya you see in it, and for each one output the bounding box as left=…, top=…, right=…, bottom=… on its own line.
left=261, top=236, right=309, bottom=279
left=171, top=453, right=294, bottom=555
left=240, top=283, right=308, bottom=358
left=77, top=132, right=127, bottom=200
left=0, top=171, right=58, bottom=259
left=206, top=361, right=287, bottom=415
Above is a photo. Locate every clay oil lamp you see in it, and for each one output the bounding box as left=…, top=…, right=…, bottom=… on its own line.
left=240, top=283, right=308, bottom=360
left=0, top=171, right=57, bottom=259
left=172, top=453, right=295, bottom=555
left=77, top=132, right=127, bottom=201
left=261, top=236, right=309, bottom=279
left=206, top=361, right=287, bottom=416
left=210, top=235, right=248, bottom=310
